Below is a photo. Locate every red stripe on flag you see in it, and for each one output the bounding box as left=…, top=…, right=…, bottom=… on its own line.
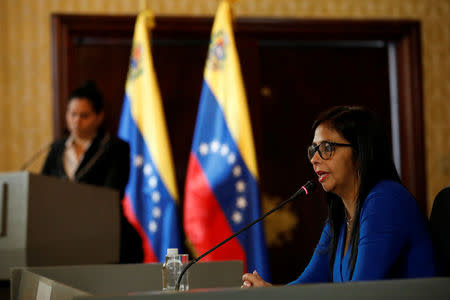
left=184, top=153, right=247, bottom=268
left=122, top=195, right=158, bottom=262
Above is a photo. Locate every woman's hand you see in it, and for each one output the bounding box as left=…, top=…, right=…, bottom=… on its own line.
left=241, top=270, right=272, bottom=288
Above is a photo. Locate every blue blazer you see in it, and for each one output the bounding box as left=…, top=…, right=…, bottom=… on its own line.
left=289, top=180, right=435, bottom=284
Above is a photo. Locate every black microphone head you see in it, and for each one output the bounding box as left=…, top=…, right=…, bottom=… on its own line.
left=303, top=180, right=317, bottom=194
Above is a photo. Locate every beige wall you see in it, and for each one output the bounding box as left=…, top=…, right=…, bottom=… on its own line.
left=0, top=0, right=7, bottom=166
left=1, top=0, right=449, bottom=213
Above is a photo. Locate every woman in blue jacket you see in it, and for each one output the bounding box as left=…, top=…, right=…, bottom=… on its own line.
left=242, top=106, right=435, bottom=286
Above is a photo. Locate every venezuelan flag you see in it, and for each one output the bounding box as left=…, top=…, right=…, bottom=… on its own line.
left=184, top=0, right=270, bottom=280
left=118, top=10, right=182, bottom=262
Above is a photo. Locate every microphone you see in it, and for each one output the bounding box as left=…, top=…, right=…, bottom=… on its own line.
left=20, top=142, right=52, bottom=170
left=175, top=180, right=317, bottom=291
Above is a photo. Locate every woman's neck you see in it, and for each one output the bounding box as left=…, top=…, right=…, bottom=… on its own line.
left=339, top=177, right=360, bottom=220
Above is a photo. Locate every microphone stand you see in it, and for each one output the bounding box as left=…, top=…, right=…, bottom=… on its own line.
left=175, top=180, right=316, bottom=291
left=20, top=142, right=52, bottom=170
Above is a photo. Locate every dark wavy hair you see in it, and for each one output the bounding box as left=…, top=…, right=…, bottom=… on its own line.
left=68, top=80, right=104, bottom=113
left=311, top=106, right=401, bottom=279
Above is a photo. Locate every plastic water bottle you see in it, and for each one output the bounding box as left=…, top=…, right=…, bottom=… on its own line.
left=162, top=248, right=182, bottom=291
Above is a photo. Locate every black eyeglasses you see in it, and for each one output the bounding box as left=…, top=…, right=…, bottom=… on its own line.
left=307, top=141, right=352, bottom=160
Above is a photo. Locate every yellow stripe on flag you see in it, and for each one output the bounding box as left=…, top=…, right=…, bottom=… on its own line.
left=125, top=10, right=179, bottom=201
left=204, top=0, right=259, bottom=180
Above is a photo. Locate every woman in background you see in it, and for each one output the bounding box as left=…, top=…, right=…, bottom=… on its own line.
left=42, top=80, right=142, bottom=263
left=42, top=81, right=129, bottom=190
left=242, top=106, right=435, bottom=286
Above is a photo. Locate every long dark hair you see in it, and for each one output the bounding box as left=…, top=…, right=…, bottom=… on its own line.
left=311, top=106, right=401, bottom=279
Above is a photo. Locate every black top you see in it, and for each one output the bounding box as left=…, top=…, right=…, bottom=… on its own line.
left=41, top=130, right=142, bottom=263
left=41, top=129, right=130, bottom=197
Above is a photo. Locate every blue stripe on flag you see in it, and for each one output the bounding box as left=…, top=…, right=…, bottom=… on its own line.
left=118, top=94, right=182, bottom=261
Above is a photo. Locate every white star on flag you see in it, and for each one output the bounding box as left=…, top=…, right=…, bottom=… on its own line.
left=199, top=143, right=209, bottom=155
left=148, top=176, right=158, bottom=188
left=232, top=211, right=243, bottom=224
left=148, top=221, right=157, bottom=233
left=236, top=196, right=247, bottom=209
left=211, top=140, right=220, bottom=152
left=143, top=164, right=153, bottom=176
left=152, top=191, right=161, bottom=203
left=233, top=165, right=242, bottom=177
left=220, top=144, right=229, bottom=156
left=236, top=180, right=246, bottom=192
left=227, top=153, right=236, bottom=164
left=152, top=207, right=161, bottom=218
left=134, top=155, right=144, bottom=167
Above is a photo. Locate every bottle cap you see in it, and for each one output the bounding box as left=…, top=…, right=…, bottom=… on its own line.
left=167, top=248, right=178, bottom=256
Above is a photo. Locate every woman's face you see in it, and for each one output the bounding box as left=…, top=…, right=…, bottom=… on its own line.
left=66, top=98, right=103, bottom=139
left=310, top=124, right=359, bottom=200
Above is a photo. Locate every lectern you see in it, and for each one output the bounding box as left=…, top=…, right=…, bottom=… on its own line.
left=0, top=172, right=120, bottom=279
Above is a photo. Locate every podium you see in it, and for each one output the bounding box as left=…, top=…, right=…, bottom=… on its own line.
left=0, top=172, right=120, bottom=279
